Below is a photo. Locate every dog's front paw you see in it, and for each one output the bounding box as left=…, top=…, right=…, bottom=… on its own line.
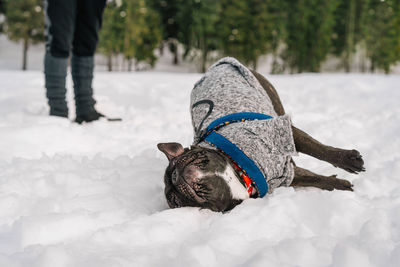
left=332, top=149, right=365, bottom=174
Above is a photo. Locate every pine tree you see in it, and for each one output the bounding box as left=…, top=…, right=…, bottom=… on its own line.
left=216, top=0, right=248, bottom=64
left=364, top=0, right=399, bottom=73
left=4, top=0, right=44, bottom=70
left=149, top=0, right=181, bottom=64
left=123, top=0, right=162, bottom=70
left=331, top=0, right=370, bottom=72
left=268, top=0, right=288, bottom=74
left=283, top=0, right=340, bottom=73
left=0, top=0, right=5, bottom=33
left=216, top=0, right=274, bottom=70
left=99, top=0, right=162, bottom=71
left=396, top=1, right=400, bottom=62
left=98, top=0, right=126, bottom=71
left=177, top=0, right=220, bottom=72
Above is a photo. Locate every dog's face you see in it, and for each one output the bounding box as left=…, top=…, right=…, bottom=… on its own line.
left=157, top=143, right=249, bottom=212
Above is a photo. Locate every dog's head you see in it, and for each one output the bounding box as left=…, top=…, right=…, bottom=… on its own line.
left=157, top=143, right=250, bottom=212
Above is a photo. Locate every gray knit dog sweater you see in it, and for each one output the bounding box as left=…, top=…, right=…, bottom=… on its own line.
left=190, top=57, right=297, bottom=193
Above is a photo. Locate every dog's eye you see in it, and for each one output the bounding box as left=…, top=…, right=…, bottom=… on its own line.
left=193, top=158, right=209, bottom=169
left=171, top=169, right=178, bottom=184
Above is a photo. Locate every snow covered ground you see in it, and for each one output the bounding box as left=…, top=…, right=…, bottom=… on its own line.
left=0, top=69, right=399, bottom=267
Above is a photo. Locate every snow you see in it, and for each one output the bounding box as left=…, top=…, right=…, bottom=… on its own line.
left=0, top=69, right=399, bottom=267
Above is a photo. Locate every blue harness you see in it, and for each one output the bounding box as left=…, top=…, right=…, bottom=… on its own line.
left=199, top=112, right=273, bottom=197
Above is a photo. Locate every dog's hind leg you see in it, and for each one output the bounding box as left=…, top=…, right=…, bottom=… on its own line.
left=251, top=70, right=365, bottom=174
left=290, top=166, right=353, bottom=191
left=291, top=127, right=365, bottom=174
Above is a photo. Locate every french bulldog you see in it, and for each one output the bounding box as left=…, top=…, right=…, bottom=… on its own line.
left=158, top=57, right=365, bottom=212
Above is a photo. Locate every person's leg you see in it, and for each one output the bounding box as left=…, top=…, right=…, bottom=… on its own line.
left=71, top=0, right=107, bottom=122
left=44, top=0, right=77, bottom=117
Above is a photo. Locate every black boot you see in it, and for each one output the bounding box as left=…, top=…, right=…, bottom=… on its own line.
left=74, top=110, right=104, bottom=124
left=44, top=52, right=69, bottom=118
left=71, top=55, right=100, bottom=122
left=72, top=55, right=122, bottom=123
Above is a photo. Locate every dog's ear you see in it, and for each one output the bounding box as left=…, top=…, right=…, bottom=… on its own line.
left=157, top=142, right=185, bottom=161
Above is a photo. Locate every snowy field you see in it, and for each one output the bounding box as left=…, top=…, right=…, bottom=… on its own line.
left=0, top=69, right=399, bottom=267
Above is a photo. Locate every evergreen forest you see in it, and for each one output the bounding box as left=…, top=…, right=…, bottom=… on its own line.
left=1, top=0, right=399, bottom=73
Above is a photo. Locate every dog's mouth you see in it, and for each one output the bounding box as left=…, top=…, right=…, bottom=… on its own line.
left=166, top=185, right=205, bottom=209
left=166, top=190, right=182, bottom=208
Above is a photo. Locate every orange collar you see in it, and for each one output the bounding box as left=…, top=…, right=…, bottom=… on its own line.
left=232, top=161, right=254, bottom=196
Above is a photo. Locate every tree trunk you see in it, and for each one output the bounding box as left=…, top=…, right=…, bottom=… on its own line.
left=199, top=35, right=208, bottom=73
left=115, top=55, right=120, bottom=71
left=159, top=41, right=164, bottom=56
left=107, top=54, right=112, bottom=72
left=172, top=40, right=179, bottom=65
left=128, top=59, right=132, bottom=72
left=173, top=47, right=179, bottom=65
left=168, top=40, right=179, bottom=65
left=22, top=38, right=29, bottom=71
left=344, top=0, right=355, bottom=73
left=201, top=50, right=207, bottom=73
left=360, top=52, right=366, bottom=73
left=252, top=57, right=258, bottom=71
left=370, top=59, right=375, bottom=73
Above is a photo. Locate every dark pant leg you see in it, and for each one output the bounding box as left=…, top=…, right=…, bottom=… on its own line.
left=71, top=0, right=107, bottom=117
left=72, top=0, right=107, bottom=57
left=45, top=0, right=77, bottom=58
left=44, top=0, right=77, bottom=117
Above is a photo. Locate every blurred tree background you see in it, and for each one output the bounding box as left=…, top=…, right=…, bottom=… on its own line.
left=0, top=0, right=5, bottom=33
left=99, top=0, right=162, bottom=71
left=2, top=0, right=43, bottom=70
left=1, top=0, right=399, bottom=73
